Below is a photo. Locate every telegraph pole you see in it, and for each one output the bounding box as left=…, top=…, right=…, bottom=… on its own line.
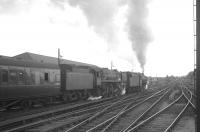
left=58, top=48, right=62, bottom=66
left=58, top=48, right=60, bottom=66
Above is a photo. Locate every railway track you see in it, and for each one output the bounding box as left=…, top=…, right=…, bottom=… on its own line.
left=182, top=85, right=196, bottom=109
left=61, top=88, right=168, bottom=132
left=50, top=80, right=195, bottom=132
left=0, top=88, right=158, bottom=121
left=85, top=90, right=170, bottom=132
left=25, top=90, right=162, bottom=132
left=169, top=82, right=196, bottom=132
left=0, top=80, right=180, bottom=132
left=0, top=94, right=127, bottom=131
left=122, top=81, right=195, bottom=132
left=0, top=90, right=156, bottom=132
left=0, top=96, right=117, bottom=121
left=170, top=105, right=195, bottom=132
left=0, top=96, right=116, bottom=120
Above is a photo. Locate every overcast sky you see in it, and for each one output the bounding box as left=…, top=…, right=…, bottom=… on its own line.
left=0, top=0, right=194, bottom=77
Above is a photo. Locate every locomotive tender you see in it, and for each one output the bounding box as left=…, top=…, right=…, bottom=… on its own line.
left=0, top=54, right=147, bottom=109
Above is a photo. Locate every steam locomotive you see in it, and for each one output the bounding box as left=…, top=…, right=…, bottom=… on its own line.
left=0, top=56, right=147, bottom=109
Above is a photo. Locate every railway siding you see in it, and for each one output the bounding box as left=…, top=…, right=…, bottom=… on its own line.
left=64, top=88, right=167, bottom=132
left=1, top=80, right=195, bottom=132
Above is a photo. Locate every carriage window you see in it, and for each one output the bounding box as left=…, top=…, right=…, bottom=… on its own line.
left=18, top=71, right=25, bottom=84
left=2, top=70, right=8, bottom=82
left=10, top=70, right=18, bottom=84
left=44, top=73, right=49, bottom=81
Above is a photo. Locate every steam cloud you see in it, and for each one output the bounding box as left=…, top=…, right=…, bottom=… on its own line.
left=126, top=0, right=152, bottom=69
left=0, top=0, right=152, bottom=70
left=68, top=0, right=121, bottom=51
left=67, top=0, right=152, bottom=69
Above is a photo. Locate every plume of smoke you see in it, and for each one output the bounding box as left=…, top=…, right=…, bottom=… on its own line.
left=67, top=0, right=122, bottom=51
left=0, top=0, right=32, bottom=14
left=0, top=0, right=152, bottom=71
left=126, top=0, right=152, bottom=69
left=67, top=0, right=152, bottom=69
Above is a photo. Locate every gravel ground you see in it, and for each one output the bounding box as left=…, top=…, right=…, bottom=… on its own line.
left=172, top=116, right=195, bottom=132
left=172, top=105, right=195, bottom=132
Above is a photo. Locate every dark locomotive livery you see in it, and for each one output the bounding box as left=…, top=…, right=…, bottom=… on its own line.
left=122, top=72, right=147, bottom=93
left=0, top=55, right=147, bottom=109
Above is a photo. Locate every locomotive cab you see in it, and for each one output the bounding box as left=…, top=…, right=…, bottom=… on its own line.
left=122, top=72, right=144, bottom=94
